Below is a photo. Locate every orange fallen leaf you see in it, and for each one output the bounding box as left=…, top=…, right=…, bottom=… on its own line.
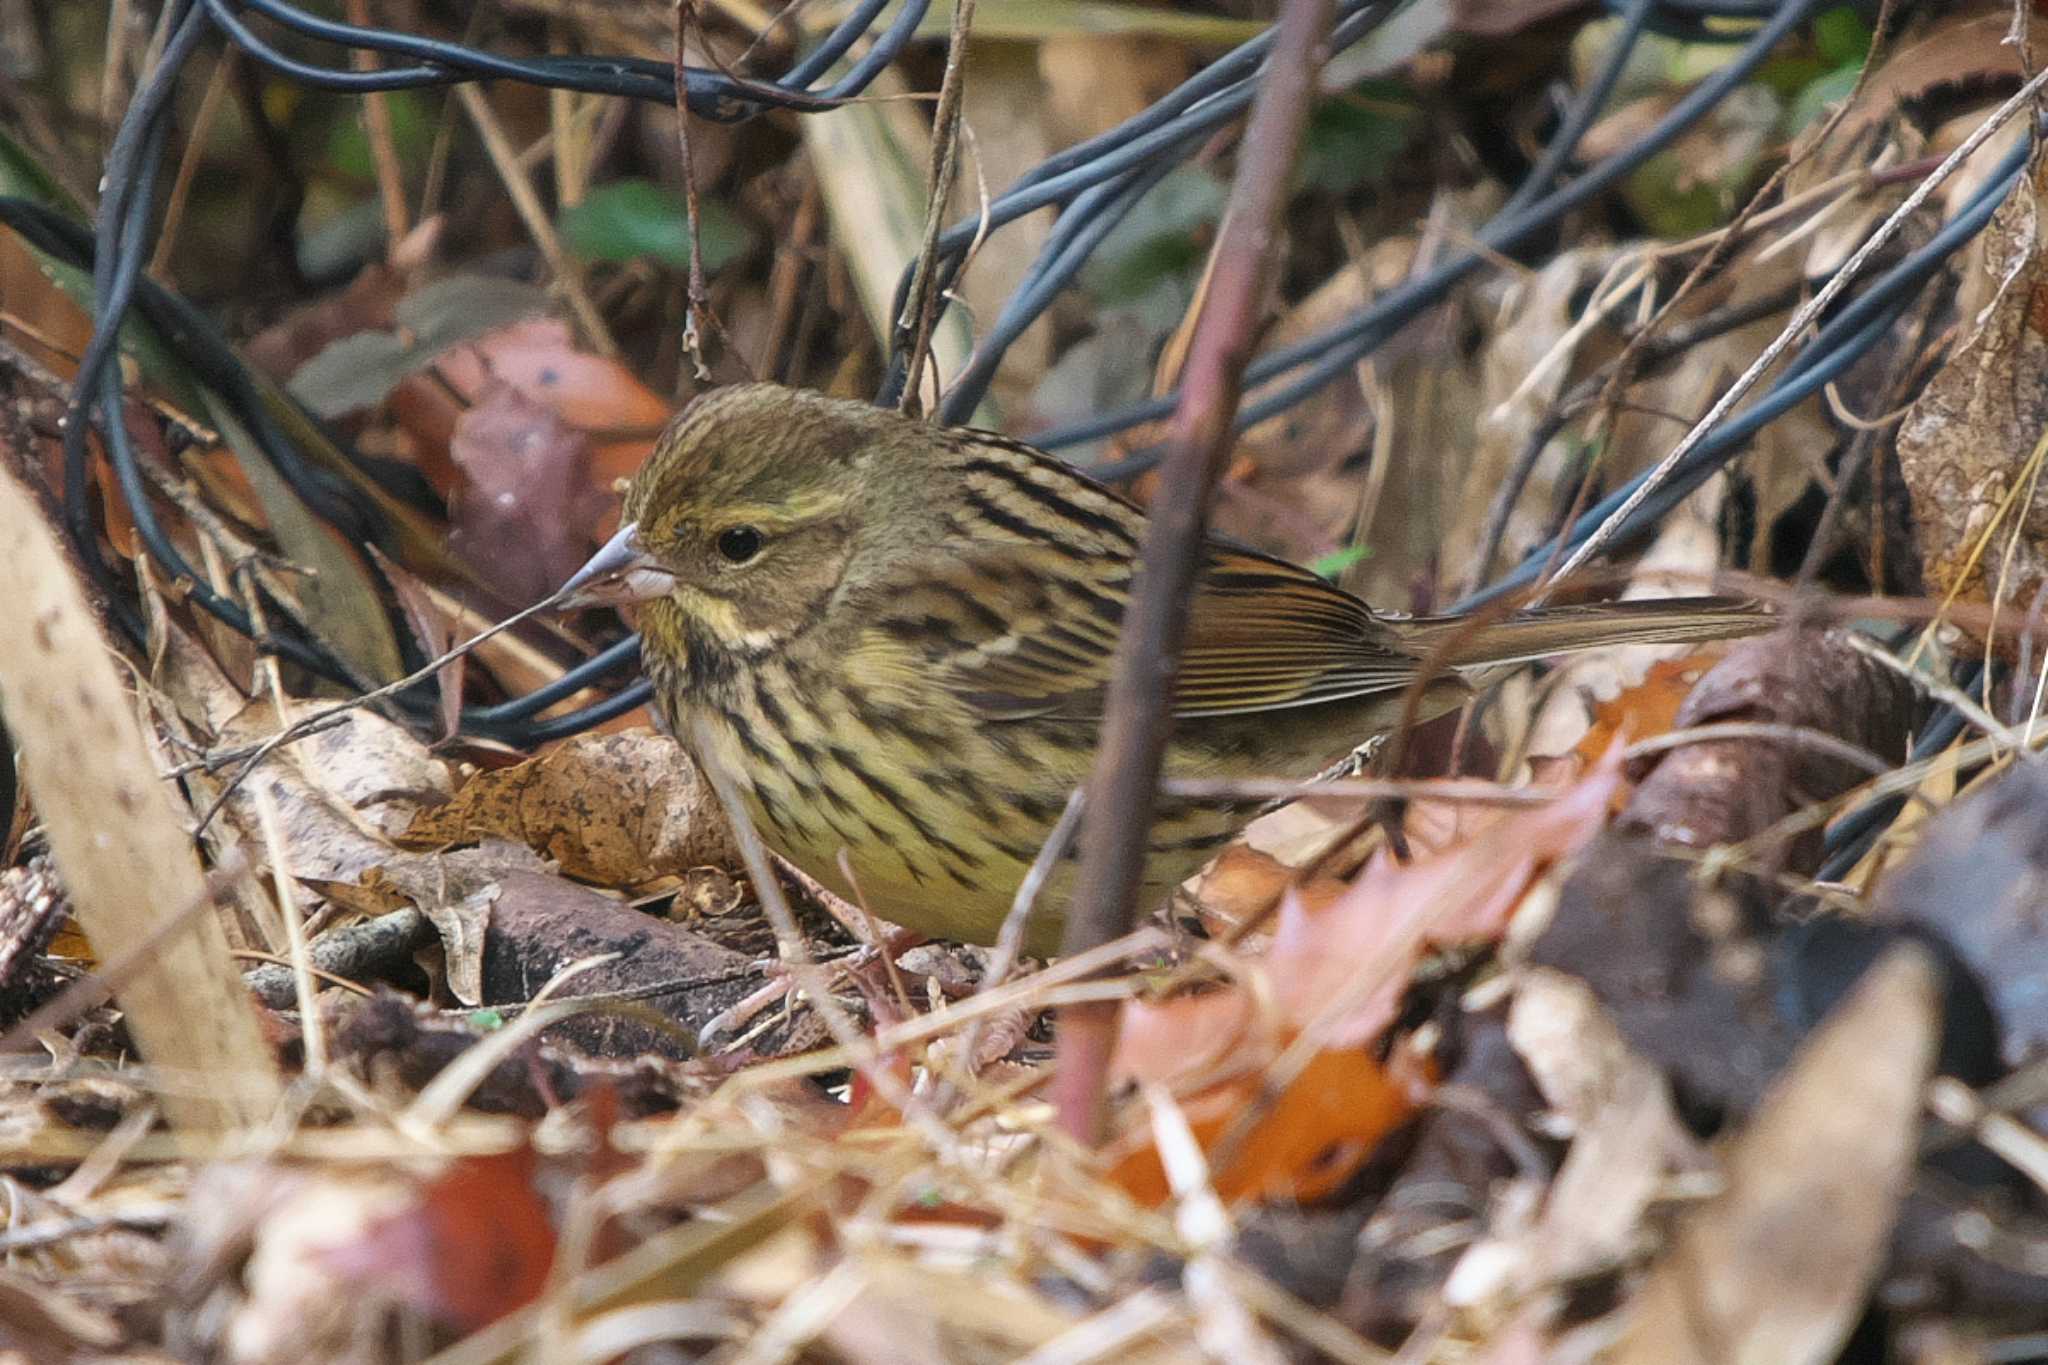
left=1571, top=651, right=1724, bottom=767
left=1106, top=1047, right=1418, bottom=1206
left=1105, top=754, right=1625, bottom=1204
left=322, top=1149, right=557, bottom=1331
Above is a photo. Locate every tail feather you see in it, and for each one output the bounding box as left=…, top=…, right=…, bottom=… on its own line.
left=1401, top=596, right=1775, bottom=673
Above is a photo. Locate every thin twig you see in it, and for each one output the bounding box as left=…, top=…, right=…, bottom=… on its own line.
left=673, top=0, right=726, bottom=379
left=347, top=0, right=412, bottom=253
left=896, top=0, right=980, bottom=416
left=1054, top=0, right=1334, bottom=1146
left=452, top=84, right=618, bottom=357
left=148, top=47, right=238, bottom=276
left=1542, top=58, right=2048, bottom=596
left=191, top=589, right=568, bottom=836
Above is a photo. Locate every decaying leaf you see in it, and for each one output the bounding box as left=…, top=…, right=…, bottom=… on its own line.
left=1108, top=756, right=1625, bottom=1204
left=362, top=840, right=549, bottom=1005
left=403, top=729, right=737, bottom=886
left=1611, top=946, right=1938, bottom=1365
left=448, top=383, right=613, bottom=608
left=1897, top=135, right=2048, bottom=610
left=1489, top=967, right=1704, bottom=1291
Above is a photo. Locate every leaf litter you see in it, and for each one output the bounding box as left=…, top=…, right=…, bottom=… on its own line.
left=10, top=1, right=2048, bottom=1361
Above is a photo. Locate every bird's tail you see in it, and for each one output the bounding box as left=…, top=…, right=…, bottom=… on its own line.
left=1400, top=595, right=1775, bottom=673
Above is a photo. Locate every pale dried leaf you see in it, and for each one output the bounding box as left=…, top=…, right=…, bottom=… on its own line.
left=1499, top=967, right=1704, bottom=1288
left=403, top=730, right=736, bottom=887
left=1612, top=946, right=1938, bottom=1365
left=0, top=464, right=279, bottom=1128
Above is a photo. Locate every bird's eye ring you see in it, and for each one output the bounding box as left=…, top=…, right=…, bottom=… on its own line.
left=716, top=525, right=764, bottom=564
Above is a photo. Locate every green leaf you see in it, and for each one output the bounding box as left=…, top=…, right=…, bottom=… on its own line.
left=290, top=274, right=553, bottom=418
left=1814, top=6, right=1871, bottom=69
left=1296, top=84, right=1419, bottom=194
left=1081, top=166, right=1226, bottom=305
left=558, top=180, right=753, bottom=272
left=325, top=90, right=436, bottom=181
left=469, top=1008, right=507, bottom=1031
left=1311, top=544, right=1370, bottom=579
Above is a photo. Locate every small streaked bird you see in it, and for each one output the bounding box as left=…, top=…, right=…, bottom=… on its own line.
left=562, top=383, right=1770, bottom=956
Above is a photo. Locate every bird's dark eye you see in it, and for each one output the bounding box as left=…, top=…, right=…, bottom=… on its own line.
left=716, top=526, right=764, bottom=564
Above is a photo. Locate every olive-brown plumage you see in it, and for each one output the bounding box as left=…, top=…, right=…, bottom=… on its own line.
left=564, top=383, right=1770, bottom=956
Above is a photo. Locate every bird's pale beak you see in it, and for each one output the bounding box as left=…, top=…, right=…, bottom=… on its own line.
left=558, top=522, right=674, bottom=609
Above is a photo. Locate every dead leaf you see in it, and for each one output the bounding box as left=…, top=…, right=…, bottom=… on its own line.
left=1829, top=8, right=2024, bottom=151
left=1500, top=968, right=1705, bottom=1287
left=0, top=462, right=279, bottom=1128
left=427, top=316, right=673, bottom=496
left=1106, top=757, right=1623, bottom=1204
left=1569, top=651, right=1724, bottom=767
left=322, top=1148, right=558, bottom=1331
left=1039, top=33, right=1190, bottom=146
left=1897, top=133, right=2048, bottom=612
left=1612, top=946, right=1938, bottom=1365
left=360, top=840, right=548, bottom=1004
left=448, top=384, right=613, bottom=608
left=403, top=730, right=736, bottom=887
left=283, top=273, right=553, bottom=422
left=1105, top=1046, right=1419, bottom=1206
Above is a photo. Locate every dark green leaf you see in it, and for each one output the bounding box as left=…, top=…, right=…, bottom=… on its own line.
left=1081, top=167, right=1227, bottom=305
left=1296, top=83, right=1418, bottom=194
left=558, top=179, right=753, bottom=272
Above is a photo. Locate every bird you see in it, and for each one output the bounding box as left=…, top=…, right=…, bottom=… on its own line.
left=560, top=383, right=1771, bottom=957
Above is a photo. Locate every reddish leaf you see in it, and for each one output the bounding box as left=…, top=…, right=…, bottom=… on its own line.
left=322, top=1148, right=557, bottom=1331
left=1106, top=1047, right=1422, bottom=1206
left=448, top=384, right=615, bottom=607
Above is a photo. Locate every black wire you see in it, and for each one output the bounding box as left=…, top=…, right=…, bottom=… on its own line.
left=205, top=0, right=931, bottom=119
left=882, top=0, right=1399, bottom=408
left=30, top=0, right=1979, bottom=751
left=517, top=678, right=655, bottom=742
left=464, top=634, right=642, bottom=726
left=939, top=157, right=1182, bottom=422
left=1033, top=0, right=1824, bottom=458
left=1505, top=0, right=1655, bottom=217
left=1815, top=664, right=1983, bottom=882
left=1460, top=133, right=2028, bottom=609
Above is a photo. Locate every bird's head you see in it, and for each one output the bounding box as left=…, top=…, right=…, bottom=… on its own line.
left=559, top=384, right=917, bottom=653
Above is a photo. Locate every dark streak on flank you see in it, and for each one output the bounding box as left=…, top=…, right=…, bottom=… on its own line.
left=828, top=744, right=985, bottom=872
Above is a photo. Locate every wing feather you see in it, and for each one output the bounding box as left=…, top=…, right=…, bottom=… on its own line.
left=916, top=539, right=1419, bottom=722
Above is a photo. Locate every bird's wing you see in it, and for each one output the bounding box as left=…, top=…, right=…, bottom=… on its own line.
left=882, top=539, right=1424, bottom=722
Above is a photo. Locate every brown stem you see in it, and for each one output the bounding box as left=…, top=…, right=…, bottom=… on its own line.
left=1052, top=0, right=1334, bottom=1147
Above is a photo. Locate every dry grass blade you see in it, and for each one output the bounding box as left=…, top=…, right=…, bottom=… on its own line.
left=0, top=459, right=280, bottom=1128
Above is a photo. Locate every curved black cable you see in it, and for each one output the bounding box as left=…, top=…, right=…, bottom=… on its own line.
left=206, top=0, right=931, bottom=119
left=1459, top=132, right=2028, bottom=609
left=880, top=0, right=1399, bottom=407
left=464, top=634, right=643, bottom=726
left=1031, top=0, right=1825, bottom=456
left=939, top=157, right=1181, bottom=422
left=26, top=0, right=1967, bottom=750
left=1505, top=0, right=1656, bottom=217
